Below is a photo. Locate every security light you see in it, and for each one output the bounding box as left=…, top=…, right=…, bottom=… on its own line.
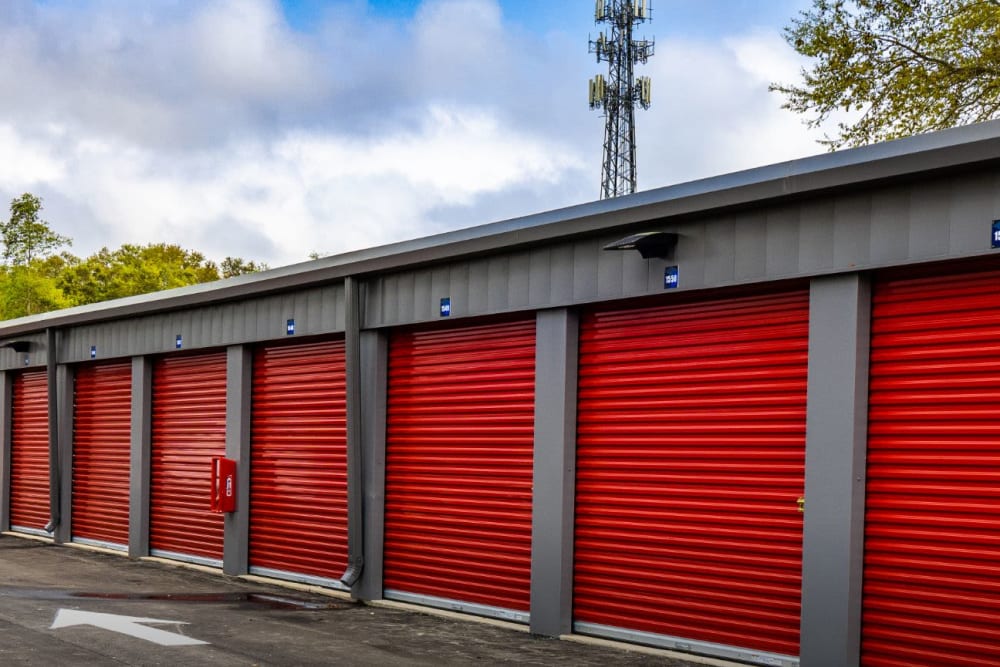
left=603, top=231, right=678, bottom=259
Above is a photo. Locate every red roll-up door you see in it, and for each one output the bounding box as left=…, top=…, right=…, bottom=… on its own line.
left=384, top=319, right=536, bottom=618
left=863, top=268, right=1000, bottom=667
left=9, top=371, right=49, bottom=533
left=150, top=352, right=227, bottom=564
left=72, top=362, right=132, bottom=549
left=574, top=290, right=809, bottom=662
left=249, top=339, right=348, bottom=584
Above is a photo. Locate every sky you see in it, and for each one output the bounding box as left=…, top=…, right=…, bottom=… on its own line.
left=0, top=0, right=829, bottom=269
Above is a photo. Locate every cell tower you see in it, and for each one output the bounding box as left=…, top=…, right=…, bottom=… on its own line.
left=589, top=0, right=654, bottom=199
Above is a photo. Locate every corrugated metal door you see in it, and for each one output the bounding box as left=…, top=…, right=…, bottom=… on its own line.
left=9, top=371, right=49, bottom=534
left=383, top=319, right=536, bottom=620
left=250, top=339, right=348, bottom=585
left=863, top=268, right=1000, bottom=667
left=72, top=362, right=132, bottom=549
left=150, top=352, right=227, bottom=564
left=574, top=290, right=809, bottom=663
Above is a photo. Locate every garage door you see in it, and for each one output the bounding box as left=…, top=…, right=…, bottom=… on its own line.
left=383, top=319, right=535, bottom=620
left=863, top=268, right=1000, bottom=666
left=150, top=352, right=227, bottom=565
left=9, top=370, right=49, bottom=534
left=249, top=340, right=348, bottom=586
left=574, top=290, right=809, bottom=664
left=72, top=361, right=132, bottom=549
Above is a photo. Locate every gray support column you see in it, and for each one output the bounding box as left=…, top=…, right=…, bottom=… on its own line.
left=529, top=308, right=579, bottom=637
left=224, top=345, right=252, bottom=575
left=800, top=273, right=871, bottom=667
left=129, top=356, right=153, bottom=558
left=343, top=276, right=365, bottom=590
left=0, top=372, right=12, bottom=531
left=46, top=328, right=60, bottom=535
left=356, top=329, right=388, bottom=601
left=53, top=364, right=73, bottom=544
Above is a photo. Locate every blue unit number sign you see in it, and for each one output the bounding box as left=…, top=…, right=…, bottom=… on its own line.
left=664, top=266, right=679, bottom=289
left=440, top=297, right=451, bottom=317
left=993, top=220, right=1000, bottom=248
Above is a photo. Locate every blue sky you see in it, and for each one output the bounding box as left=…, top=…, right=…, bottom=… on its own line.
left=0, top=0, right=827, bottom=267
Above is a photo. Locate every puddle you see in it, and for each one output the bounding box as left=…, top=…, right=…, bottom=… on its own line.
left=0, top=587, right=346, bottom=610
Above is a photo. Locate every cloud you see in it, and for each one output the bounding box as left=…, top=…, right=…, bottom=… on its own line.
left=636, top=30, right=825, bottom=190
left=0, top=0, right=831, bottom=269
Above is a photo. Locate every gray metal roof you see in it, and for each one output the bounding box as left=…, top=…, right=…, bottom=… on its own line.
left=4, top=118, right=1000, bottom=337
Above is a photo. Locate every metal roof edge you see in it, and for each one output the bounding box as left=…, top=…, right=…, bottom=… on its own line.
left=3, top=119, right=1000, bottom=337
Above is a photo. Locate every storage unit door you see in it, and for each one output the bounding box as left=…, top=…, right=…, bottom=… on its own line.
left=9, top=370, right=49, bottom=534
left=150, top=352, right=227, bottom=564
left=249, top=340, right=348, bottom=586
left=71, top=362, right=132, bottom=549
left=383, top=319, right=535, bottom=619
left=863, top=268, right=1000, bottom=667
left=574, top=290, right=809, bottom=664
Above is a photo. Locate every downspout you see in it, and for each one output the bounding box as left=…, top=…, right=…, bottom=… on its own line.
left=44, top=327, right=59, bottom=534
left=340, top=276, right=364, bottom=587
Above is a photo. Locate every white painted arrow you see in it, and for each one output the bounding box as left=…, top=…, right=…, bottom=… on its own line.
left=50, top=608, right=209, bottom=647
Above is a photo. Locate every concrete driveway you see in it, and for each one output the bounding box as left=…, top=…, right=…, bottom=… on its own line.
left=0, top=535, right=713, bottom=667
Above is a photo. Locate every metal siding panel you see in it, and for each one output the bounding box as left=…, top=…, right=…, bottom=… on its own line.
left=413, top=270, right=432, bottom=321
left=72, top=362, right=132, bottom=548
left=704, top=217, right=736, bottom=287
left=678, top=221, right=707, bottom=288
left=507, top=252, right=530, bottom=310
left=449, top=263, right=471, bottom=319
left=249, top=339, right=349, bottom=580
left=948, top=174, right=993, bottom=255
left=833, top=195, right=872, bottom=268
left=766, top=207, right=800, bottom=276
left=487, top=256, right=509, bottom=312
left=384, top=319, right=536, bottom=614
left=549, top=245, right=576, bottom=305
left=862, top=268, right=1000, bottom=667
left=466, top=261, right=488, bottom=316
left=528, top=248, right=552, bottom=306
left=596, top=240, right=625, bottom=300
left=908, top=183, right=950, bottom=259
left=10, top=371, right=49, bottom=532
left=869, top=189, right=910, bottom=264
left=797, top=199, right=835, bottom=273
left=572, top=240, right=599, bottom=302
left=734, top=212, right=768, bottom=281
left=574, top=290, right=810, bottom=660
left=150, top=352, right=227, bottom=561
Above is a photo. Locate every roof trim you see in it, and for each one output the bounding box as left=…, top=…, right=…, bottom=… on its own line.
left=5, top=119, right=1000, bottom=336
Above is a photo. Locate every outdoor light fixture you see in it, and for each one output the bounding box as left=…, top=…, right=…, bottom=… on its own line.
left=603, top=231, right=679, bottom=259
left=2, top=341, right=31, bottom=353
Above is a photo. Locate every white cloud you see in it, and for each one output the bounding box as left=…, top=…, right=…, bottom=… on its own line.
left=0, top=124, right=68, bottom=188
left=0, top=0, right=834, bottom=269
left=636, top=31, right=828, bottom=190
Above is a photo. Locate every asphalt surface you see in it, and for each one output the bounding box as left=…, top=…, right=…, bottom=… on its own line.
left=0, top=534, right=710, bottom=667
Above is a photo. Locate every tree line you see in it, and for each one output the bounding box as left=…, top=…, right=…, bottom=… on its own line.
left=0, top=193, right=267, bottom=319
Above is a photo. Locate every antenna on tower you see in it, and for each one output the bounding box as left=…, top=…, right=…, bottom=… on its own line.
left=589, top=1, right=654, bottom=199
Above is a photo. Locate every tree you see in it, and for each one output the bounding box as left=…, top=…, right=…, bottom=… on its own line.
left=220, top=256, right=268, bottom=278
left=58, top=243, right=224, bottom=305
left=1, top=194, right=71, bottom=265
left=770, top=0, right=1000, bottom=149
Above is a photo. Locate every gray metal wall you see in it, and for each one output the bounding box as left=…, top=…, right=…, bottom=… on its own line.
left=56, top=284, right=345, bottom=364
left=367, top=170, right=1000, bottom=327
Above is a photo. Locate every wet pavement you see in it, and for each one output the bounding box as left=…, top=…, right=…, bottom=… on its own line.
left=0, top=535, right=716, bottom=666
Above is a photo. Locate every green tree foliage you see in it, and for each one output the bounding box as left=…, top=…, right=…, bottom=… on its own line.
left=0, top=194, right=73, bottom=316
left=220, top=256, right=269, bottom=278
left=1, top=193, right=72, bottom=265
left=770, top=0, right=1000, bottom=149
left=57, top=244, right=223, bottom=305
left=0, top=194, right=268, bottom=320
